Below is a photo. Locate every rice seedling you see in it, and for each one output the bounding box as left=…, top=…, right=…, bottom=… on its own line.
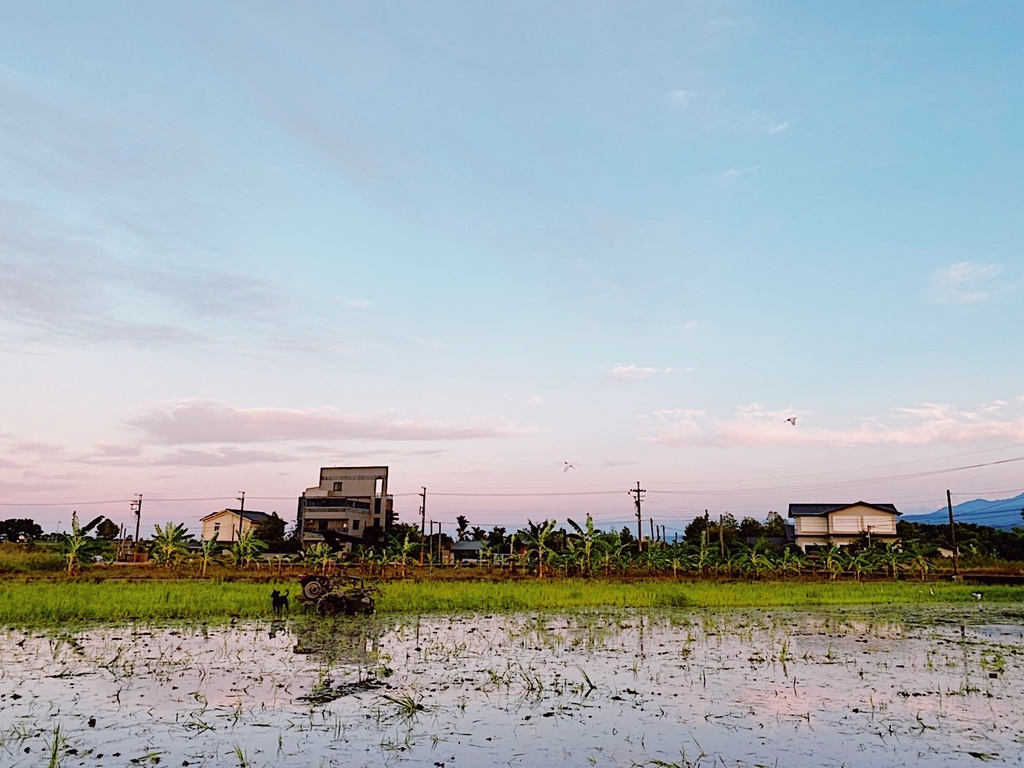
left=378, top=690, right=430, bottom=720
left=45, top=724, right=64, bottom=768
left=231, top=743, right=251, bottom=767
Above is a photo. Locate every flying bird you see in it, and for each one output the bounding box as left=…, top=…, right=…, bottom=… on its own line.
left=785, top=417, right=797, bottom=426
left=563, top=462, right=575, bottom=472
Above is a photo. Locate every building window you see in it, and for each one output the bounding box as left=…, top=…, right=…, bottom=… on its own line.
left=373, top=518, right=380, bottom=527
left=352, top=519, right=360, bottom=531
left=333, top=481, right=343, bottom=491
left=213, top=522, right=221, bottom=534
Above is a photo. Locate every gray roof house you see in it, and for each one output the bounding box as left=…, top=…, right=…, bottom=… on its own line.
left=788, top=502, right=900, bottom=551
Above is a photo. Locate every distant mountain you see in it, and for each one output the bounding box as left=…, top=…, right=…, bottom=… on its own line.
left=903, top=493, right=1024, bottom=531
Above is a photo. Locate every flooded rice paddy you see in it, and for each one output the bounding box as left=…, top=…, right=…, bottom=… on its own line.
left=2, top=605, right=1024, bottom=767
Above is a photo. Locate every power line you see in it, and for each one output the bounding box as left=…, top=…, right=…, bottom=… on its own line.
left=2, top=454, right=1022, bottom=511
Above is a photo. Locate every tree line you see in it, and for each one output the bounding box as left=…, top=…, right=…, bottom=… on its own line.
left=4, top=510, right=1024, bottom=579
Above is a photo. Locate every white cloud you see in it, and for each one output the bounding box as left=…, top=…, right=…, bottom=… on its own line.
left=667, top=90, right=788, bottom=138
left=0, top=198, right=279, bottom=347
left=642, top=399, right=1024, bottom=448
left=928, top=261, right=1008, bottom=305
left=609, top=364, right=672, bottom=381
left=721, top=166, right=759, bottom=180
left=742, top=112, right=789, bottom=135
left=668, top=90, right=692, bottom=109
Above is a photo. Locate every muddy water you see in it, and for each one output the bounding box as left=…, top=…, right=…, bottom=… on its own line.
left=1, top=605, right=1023, bottom=767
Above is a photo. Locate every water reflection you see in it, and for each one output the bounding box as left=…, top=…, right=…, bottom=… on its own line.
left=290, top=616, right=383, bottom=663
left=2, top=606, right=1024, bottom=767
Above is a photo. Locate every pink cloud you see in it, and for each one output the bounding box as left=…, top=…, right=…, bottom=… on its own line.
left=642, top=400, right=1024, bottom=448
left=128, top=399, right=533, bottom=445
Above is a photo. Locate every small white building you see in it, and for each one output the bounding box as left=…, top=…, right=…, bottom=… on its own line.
left=788, top=502, right=900, bottom=551
left=200, top=509, right=272, bottom=542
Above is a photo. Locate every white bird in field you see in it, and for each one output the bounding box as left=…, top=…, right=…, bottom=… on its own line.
left=785, top=417, right=797, bottom=426
left=972, top=592, right=983, bottom=602
left=563, top=462, right=575, bottom=472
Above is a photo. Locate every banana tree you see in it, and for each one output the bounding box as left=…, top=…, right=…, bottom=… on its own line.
left=60, top=514, right=94, bottom=573
left=878, top=542, right=905, bottom=580
left=60, top=512, right=108, bottom=574
left=520, top=519, right=558, bottom=578
left=819, top=544, right=845, bottom=580
left=566, top=515, right=599, bottom=577
left=730, top=542, right=774, bottom=579
left=840, top=548, right=874, bottom=581
left=302, top=542, right=335, bottom=575
left=774, top=547, right=806, bottom=578
left=386, top=532, right=415, bottom=578
left=904, top=544, right=934, bottom=582
left=695, top=530, right=715, bottom=578
left=597, top=542, right=629, bottom=576
left=194, top=534, right=221, bottom=577
left=226, top=530, right=268, bottom=569
left=150, top=522, right=192, bottom=567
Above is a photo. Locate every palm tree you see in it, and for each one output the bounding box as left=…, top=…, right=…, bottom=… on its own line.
left=150, top=522, right=192, bottom=567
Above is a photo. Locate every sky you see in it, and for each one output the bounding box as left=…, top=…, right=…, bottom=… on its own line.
left=1, top=1, right=1023, bottom=539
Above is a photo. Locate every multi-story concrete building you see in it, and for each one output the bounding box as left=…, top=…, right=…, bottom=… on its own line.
left=296, top=466, right=391, bottom=548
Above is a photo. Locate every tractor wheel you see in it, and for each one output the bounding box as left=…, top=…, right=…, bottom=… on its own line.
left=302, top=577, right=329, bottom=601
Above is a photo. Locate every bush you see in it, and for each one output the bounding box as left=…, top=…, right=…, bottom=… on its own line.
left=0, top=542, right=64, bottom=573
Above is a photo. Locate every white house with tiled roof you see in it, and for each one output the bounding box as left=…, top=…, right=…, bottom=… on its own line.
left=788, top=502, right=900, bottom=551
left=200, top=508, right=272, bottom=542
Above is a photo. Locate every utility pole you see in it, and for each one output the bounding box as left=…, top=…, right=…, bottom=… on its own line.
left=235, top=491, right=246, bottom=543
left=130, top=494, right=143, bottom=546
left=650, top=517, right=655, bottom=543
left=719, top=514, right=725, bottom=557
left=420, top=487, right=427, bottom=565
left=947, top=490, right=960, bottom=580
left=631, top=482, right=645, bottom=549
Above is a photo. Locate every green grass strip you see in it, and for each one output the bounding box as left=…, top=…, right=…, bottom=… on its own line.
left=1, top=578, right=1021, bottom=627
